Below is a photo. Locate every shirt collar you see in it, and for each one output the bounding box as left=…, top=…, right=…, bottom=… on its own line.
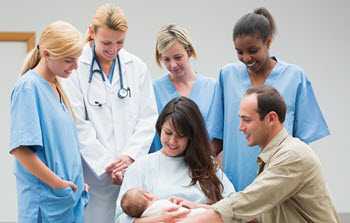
left=258, top=128, right=289, bottom=164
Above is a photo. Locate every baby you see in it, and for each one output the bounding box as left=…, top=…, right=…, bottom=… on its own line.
left=120, top=188, right=207, bottom=218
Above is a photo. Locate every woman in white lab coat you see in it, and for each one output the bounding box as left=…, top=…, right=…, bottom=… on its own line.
left=60, top=4, right=158, bottom=223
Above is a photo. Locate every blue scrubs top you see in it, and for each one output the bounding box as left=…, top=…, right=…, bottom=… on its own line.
left=149, top=74, right=216, bottom=153
left=10, top=70, right=88, bottom=223
left=208, top=59, right=330, bottom=191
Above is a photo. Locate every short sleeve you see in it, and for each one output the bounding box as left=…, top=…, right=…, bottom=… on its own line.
left=293, top=76, right=330, bottom=143
left=10, top=84, right=43, bottom=152
left=207, top=71, right=224, bottom=140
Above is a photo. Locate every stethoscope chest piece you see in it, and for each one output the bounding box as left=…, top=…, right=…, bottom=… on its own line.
left=87, top=44, right=132, bottom=107
left=118, top=87, right=131, bottom=99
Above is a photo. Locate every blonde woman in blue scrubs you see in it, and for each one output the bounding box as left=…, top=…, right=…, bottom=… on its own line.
left=9, top=21, right=88, bottom=223
left=150, top=24, right=216, bottom=153
left=208, top=7, right=329, bottom=192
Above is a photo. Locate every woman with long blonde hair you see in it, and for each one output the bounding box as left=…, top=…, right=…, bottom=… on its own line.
left=9, top=21, right=88, bottom=222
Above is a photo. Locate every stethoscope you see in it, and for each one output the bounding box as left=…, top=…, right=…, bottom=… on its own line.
left=87, top=44, right=131, bottom=107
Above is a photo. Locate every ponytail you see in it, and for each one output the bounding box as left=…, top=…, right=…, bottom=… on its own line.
left=233, top=7, right=277, bottom=41
left=20, top=46, right=41, bottom=75
left=254, top=7, right=276, bottom=38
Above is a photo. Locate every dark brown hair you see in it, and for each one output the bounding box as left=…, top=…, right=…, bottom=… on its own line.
left=245, top=85, right=286, bottom=123
left=156, top=96, right=223, bottom=203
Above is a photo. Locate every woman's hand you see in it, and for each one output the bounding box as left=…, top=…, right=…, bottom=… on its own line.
left=105, top=155, right=134, bottom=185
left=10, top=147, right=79, bottom=191
left=111, top=171, right=124, bottom=185
left=56, top=179, right=78, bottom=192
left=84, top=183, right=89, bottom=192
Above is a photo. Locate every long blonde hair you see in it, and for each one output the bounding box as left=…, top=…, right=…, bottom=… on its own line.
left=20, top=20, right=83, bottom=114
left=155, top=24, right=197, bottom=66
left=86, top=3, right=128, bottom=42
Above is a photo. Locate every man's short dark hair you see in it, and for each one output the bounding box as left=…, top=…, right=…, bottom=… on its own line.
left=245, top=85, right=286, bottom=123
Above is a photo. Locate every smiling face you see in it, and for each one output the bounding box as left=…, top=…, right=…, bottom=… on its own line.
left=160, top=118, right=189, bottom=157
left=160, top=41, right=192, bottom=78
left=46, top=54, right=79, bottom=78
left=234, top=34, right=271, bottom=74
left=239, top=94, right=270, bottom=149
left=91, top=26, right=126, bottom=63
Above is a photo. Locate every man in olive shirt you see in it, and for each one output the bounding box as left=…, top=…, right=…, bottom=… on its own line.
left=181, top=85, right=339, bottom=223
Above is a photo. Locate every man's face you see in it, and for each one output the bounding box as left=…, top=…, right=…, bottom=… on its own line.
left=239, top=94, right=270, bottom=149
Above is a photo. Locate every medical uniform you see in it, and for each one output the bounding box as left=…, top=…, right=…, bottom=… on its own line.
left=115, top=151, right=236, bottom=222
left=149, top=74, right=216, bottom=152
left=208, top=59, right=330, bottom=191
left=10, top=70, right=88, bottom=223
left=61, top=44, right=158, bottom=223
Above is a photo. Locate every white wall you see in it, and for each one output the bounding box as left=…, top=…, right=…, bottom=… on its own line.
left=1, top=0, right=349, bottom=221
left=0, top=42, right=26, bottom=221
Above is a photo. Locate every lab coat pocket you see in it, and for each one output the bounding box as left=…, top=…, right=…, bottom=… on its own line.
left=126, top=100, right=138, bottom=130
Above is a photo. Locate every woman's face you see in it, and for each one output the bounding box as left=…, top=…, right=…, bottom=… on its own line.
left=234, top=34, right=271, bottom=73
left=46, top=55, right=79, bottom=78
left=160, top=119, right=189, bottom=157
left=160, top=41, right=192, bottom=78
left=91, top=26, right=126, bottom=63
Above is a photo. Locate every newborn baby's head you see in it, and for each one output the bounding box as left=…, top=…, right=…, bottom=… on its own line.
left=121, top=188, right=157, bottom=218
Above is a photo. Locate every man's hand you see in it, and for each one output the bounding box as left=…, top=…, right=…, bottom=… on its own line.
left=134, top=206, right=189, bottom=223
left=180, top=209, right=223, bottom=223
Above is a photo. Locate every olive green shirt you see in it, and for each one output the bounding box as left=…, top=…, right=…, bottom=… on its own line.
left=213, top=128, right=339, bottom=223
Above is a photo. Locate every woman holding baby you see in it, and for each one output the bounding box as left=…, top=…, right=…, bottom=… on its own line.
left=116, top=97, right=235, bottom=222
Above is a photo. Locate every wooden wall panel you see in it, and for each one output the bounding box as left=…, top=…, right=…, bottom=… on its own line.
left=0, top=32, right=35, bottom=52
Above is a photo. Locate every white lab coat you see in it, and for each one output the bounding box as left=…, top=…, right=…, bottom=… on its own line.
left=60, top=44, right=158, bottom=223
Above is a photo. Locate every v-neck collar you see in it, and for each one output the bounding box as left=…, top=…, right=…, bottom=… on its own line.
left=30, top=70, right=67, bottom=111
left=165, top=74, right=202, bottom=98
left=241, top=57, right=283, bottom=88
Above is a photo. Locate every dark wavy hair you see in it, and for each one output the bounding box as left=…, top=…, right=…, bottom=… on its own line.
left=156, top=96, right=223, bottom=203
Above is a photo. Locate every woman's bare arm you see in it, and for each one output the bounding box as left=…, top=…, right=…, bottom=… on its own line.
left=11, top=146, right=77, bottom=190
